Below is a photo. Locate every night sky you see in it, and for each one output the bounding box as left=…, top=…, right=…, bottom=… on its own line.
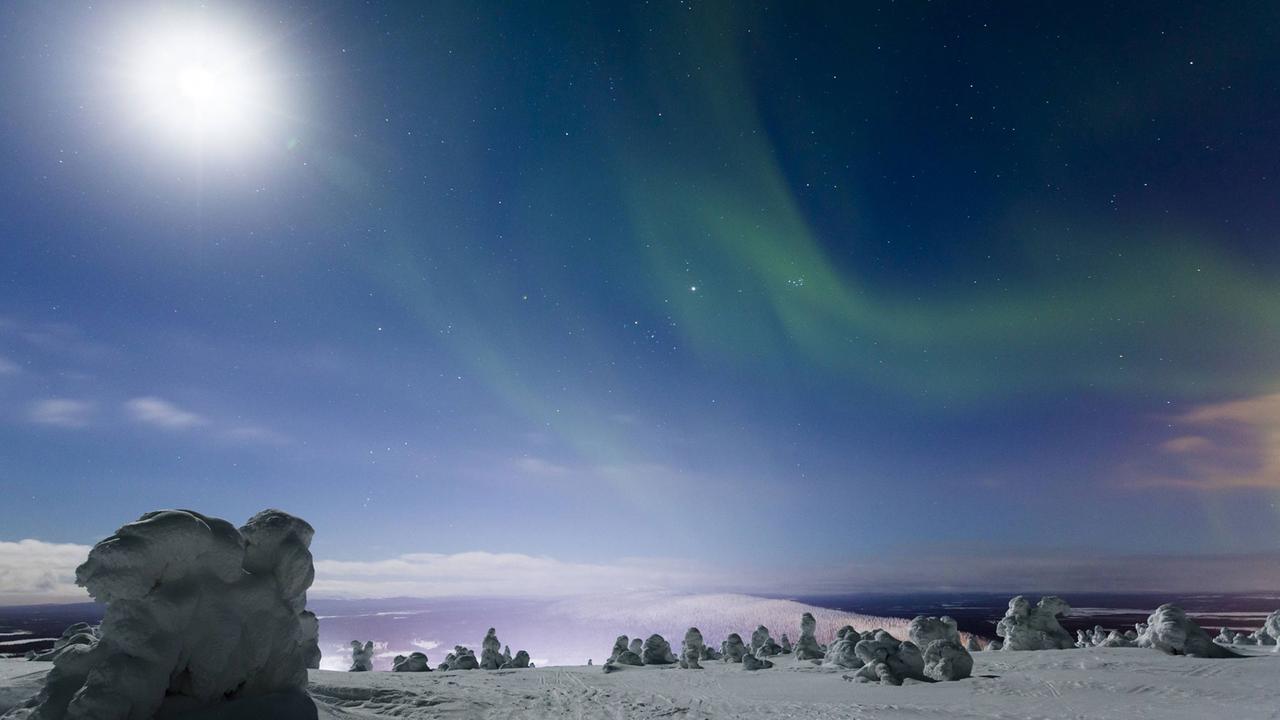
left=2, top=1, right=1279, bottom=595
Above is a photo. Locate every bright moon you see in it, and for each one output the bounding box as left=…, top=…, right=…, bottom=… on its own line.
left=121, top=14, right=277, bottom=152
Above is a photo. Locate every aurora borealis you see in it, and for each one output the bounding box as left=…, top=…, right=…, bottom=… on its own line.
left=2, top=1, right=1279, bottom=596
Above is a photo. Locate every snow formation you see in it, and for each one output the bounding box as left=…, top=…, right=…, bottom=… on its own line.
left=4, top=508, right=319, bottom=720
left=480, top=628, right=503, bottom=670
left=899, top=616, right=973, bottom=681
left=612, top=651, right=642, bottom=666
left=1136, top=604, right=1239, bottom=658
left=608, top=636, right=629, bottom=663
left=349, top=641, right=374, bottom=672
left=792, top=613, right=824, bottom=660
left=1266, top=610, right=1280, bottom=652
left=501, top=650, right=531, bottom=669
left=750, top=626, right=782, bottom=657
left=921, top=638, right=972, bottom=681
left=640, top=634, right=677, bottom=665
left=907, top=616, right=960, bottom=648
left=995, top=596, right=1075, bottom=651
left=848, top=630, right=925, bottom=685
left=391, top=652, right=431, bottom=672
left=821, top=626, right=862, bottom=669
left=679, top=628, right=704, bottom=669
left=720, top=633, right=747, bottom=663
left=24, top=624, right=98, bottom=663
left=441, top=646, right=479, bottom=670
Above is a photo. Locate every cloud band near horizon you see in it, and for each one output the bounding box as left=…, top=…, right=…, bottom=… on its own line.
left=3, top=538, right=1278, bottom=606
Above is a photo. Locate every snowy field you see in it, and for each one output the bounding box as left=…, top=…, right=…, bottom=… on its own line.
left=6, top=647, right=1279, bottom=719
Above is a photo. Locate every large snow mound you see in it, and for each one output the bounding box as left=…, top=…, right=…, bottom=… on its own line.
left=2, top=508, right=319, bottom=720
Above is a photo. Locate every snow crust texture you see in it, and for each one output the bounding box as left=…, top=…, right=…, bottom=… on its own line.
left=3, top=508, right=319, bottom=720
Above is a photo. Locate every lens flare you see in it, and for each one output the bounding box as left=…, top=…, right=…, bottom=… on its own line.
left=119, top=13, right=277, bottom=153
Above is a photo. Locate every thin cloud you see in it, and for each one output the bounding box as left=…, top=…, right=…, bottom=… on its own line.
left=1131, top=391, right=1280, bottom=490
left=0, top=355, right=20, bottom=375
left=312, top=551, right=721, bottom=599
left=797, top=550, right=1280, bottom=595
left=27, top=398, right=95, bottom=428
left=512, top=456, right=571, bottom=477
left=221, top=425, right=290, bottom=445
left=124, top=396, right=207, bottom=430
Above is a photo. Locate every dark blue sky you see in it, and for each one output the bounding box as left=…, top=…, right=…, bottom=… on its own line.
left=2, top=1, right=1279, bottom=595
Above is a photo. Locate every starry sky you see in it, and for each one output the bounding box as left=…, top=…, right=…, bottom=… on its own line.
left=2, top=1, right=1279, bottom=595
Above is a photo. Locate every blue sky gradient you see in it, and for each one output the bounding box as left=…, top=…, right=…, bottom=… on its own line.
left=2, top=1, right=1279, bottom=595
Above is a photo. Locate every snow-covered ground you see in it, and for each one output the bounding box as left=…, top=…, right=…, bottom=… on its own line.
left=316, top=646, right=1280, bottom=720
left=8, top=647, right=1276, bottom=719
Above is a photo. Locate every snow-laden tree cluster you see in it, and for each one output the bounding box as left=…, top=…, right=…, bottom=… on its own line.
left=5, top=508, right=320, bottom=720
left=605, top=622, right=798, bottom=672
left=596, top=613, right=974, bottom=682
left=1213, top=615, right=1277, bottom=648
left=1136, top=604, right=1240, bottom=658
left=430, top=629, right=530, bottom=671
left=1214, top=627, right=1239, bottom=645
left=440, top=646, right=479, bottom=670
left=1075, top=625, right=1137, bottom=648
left=995, top=596, right=1076, bottom=651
